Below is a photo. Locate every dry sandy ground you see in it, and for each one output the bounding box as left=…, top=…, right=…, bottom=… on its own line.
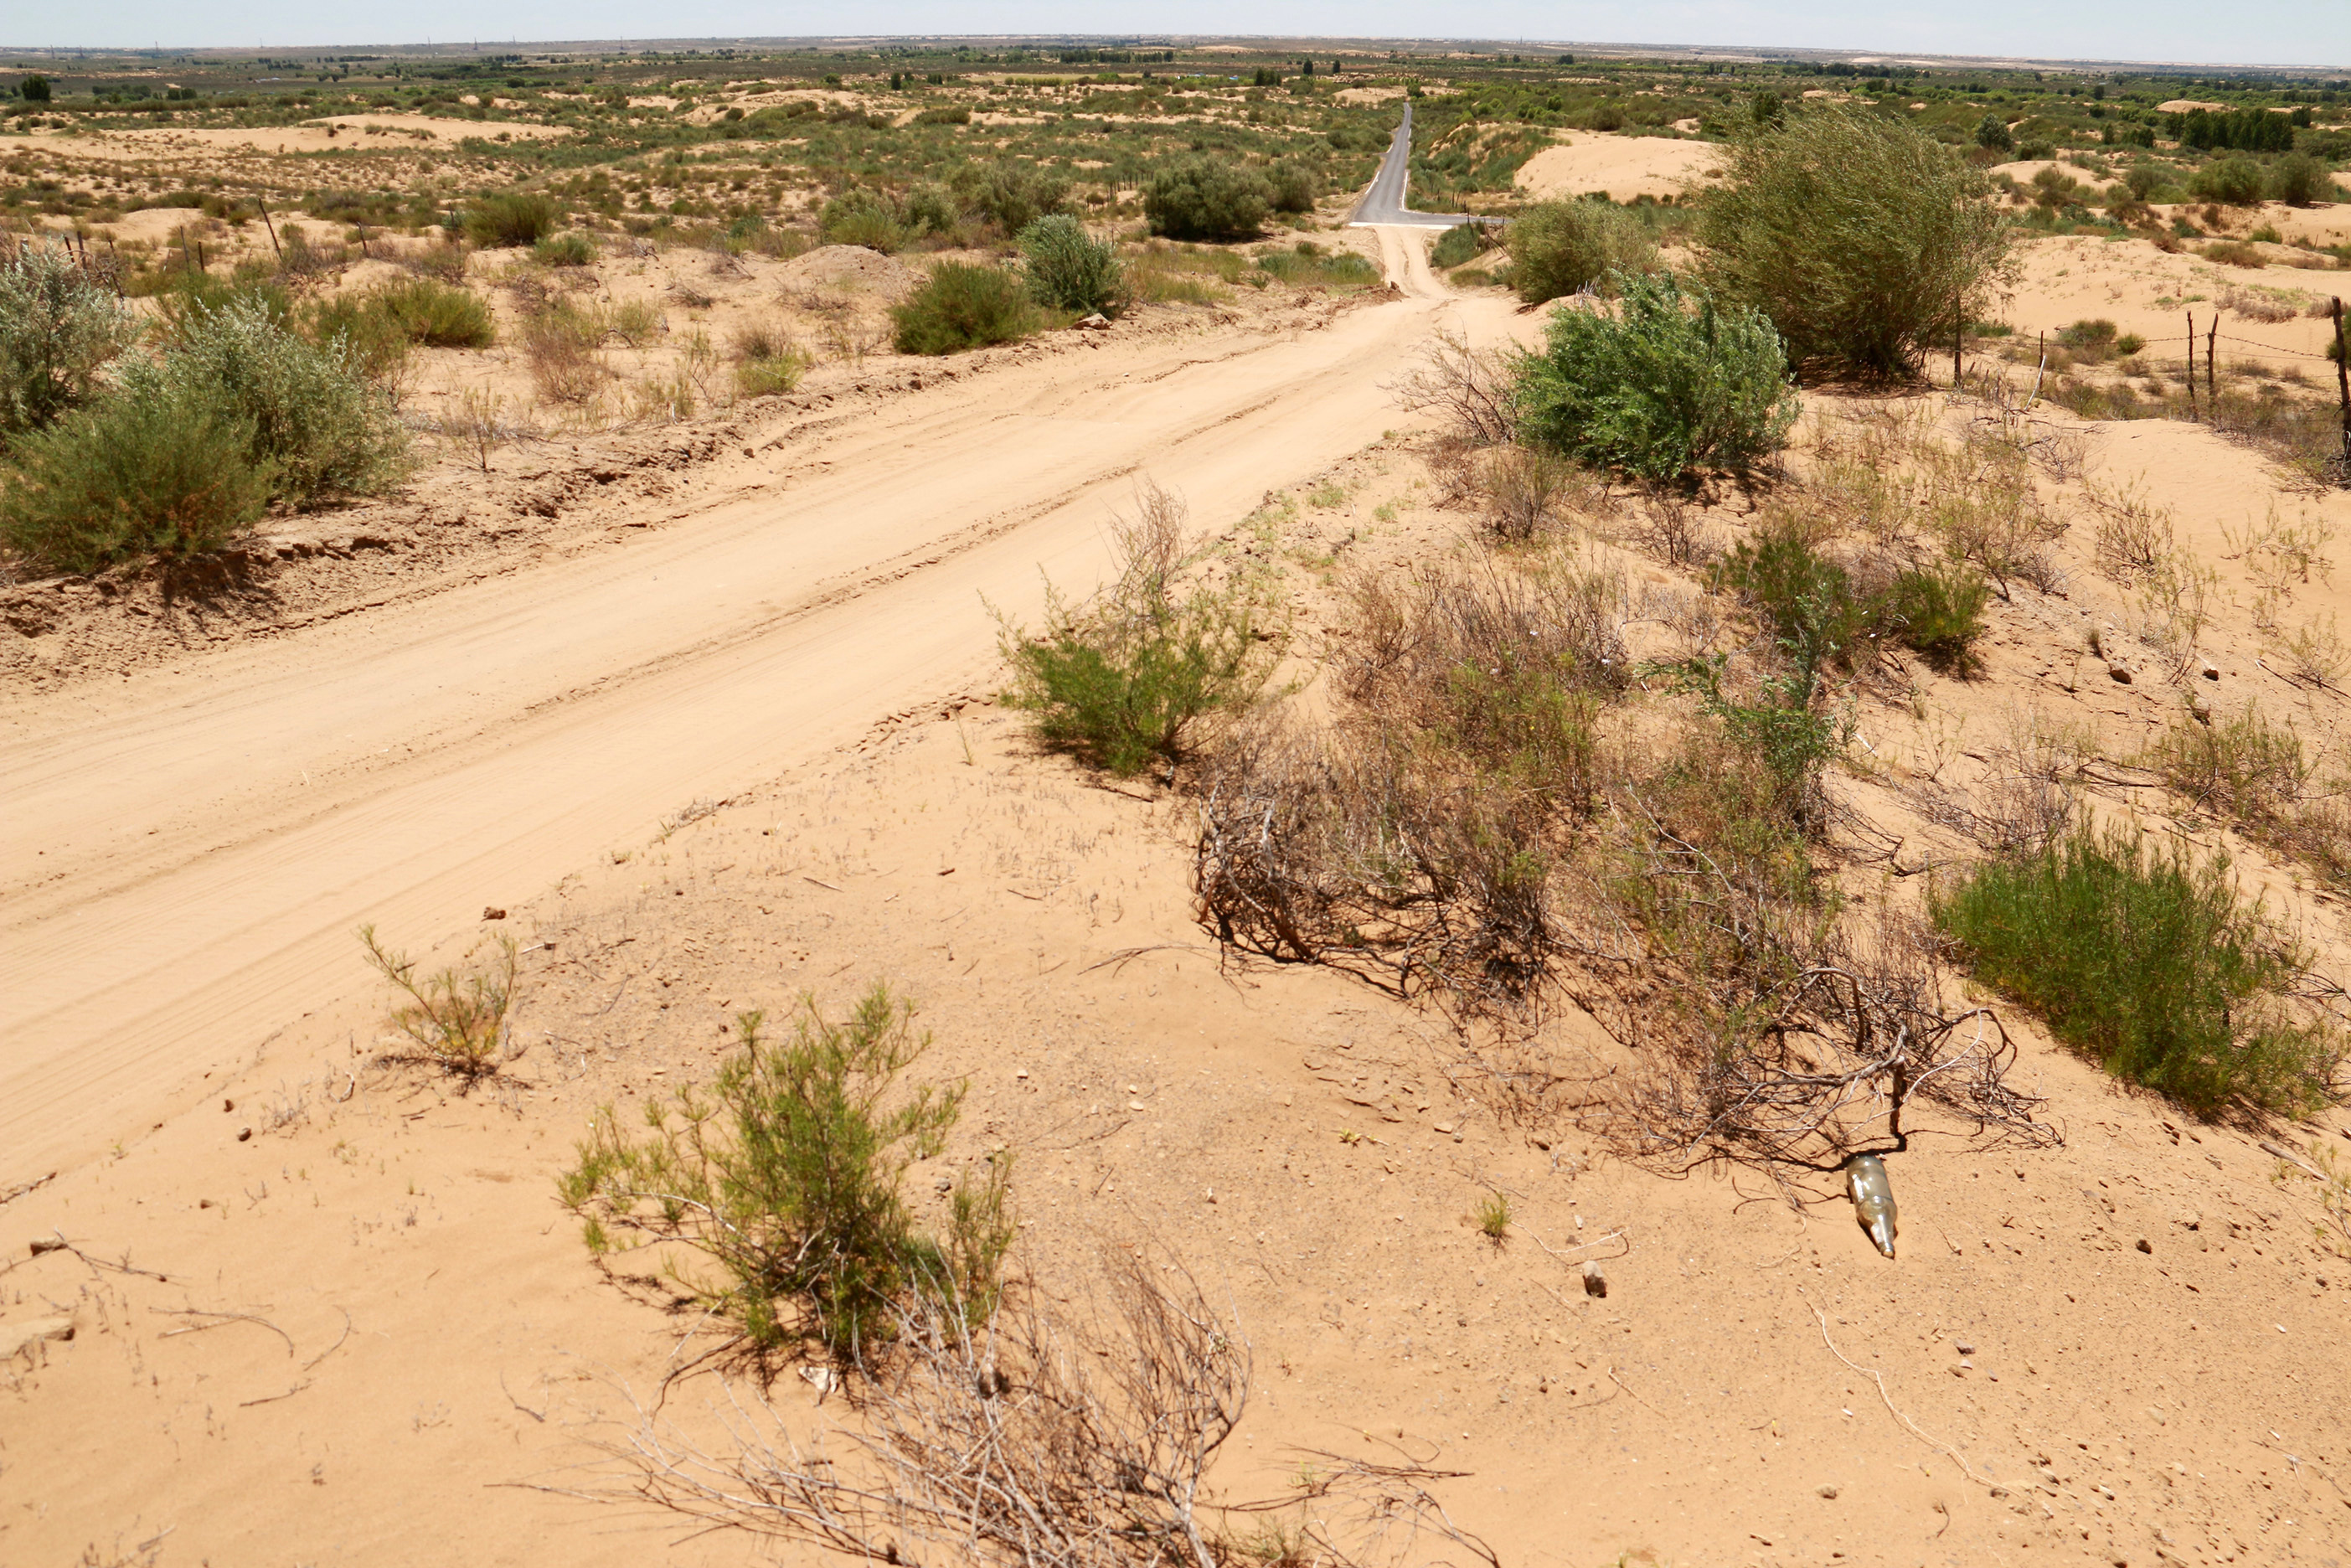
left=1513, top=134, right=1723, bottom=203
left=4, top=230, right=2351, bottom=1568
left=44, top=114, right=571, bottom=159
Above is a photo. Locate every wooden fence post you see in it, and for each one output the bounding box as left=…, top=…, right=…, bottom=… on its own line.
left=2207, top=317, right=2219, bottom=406
left=2333, top=297, right=2349, bottom=475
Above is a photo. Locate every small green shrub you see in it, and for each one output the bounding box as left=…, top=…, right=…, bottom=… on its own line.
left=1477, top=1191, right=1513, bottom=1240
left=1933, top=823, right=2336, bottom=1116
left=1974, top=114, right=2015, bottom=153
left=891, top=262, right=1036, bottom=354
left=731, top=323, right=812, bottom=397
left=465, top=190, right=559, bottom=248
left=818, top=187, right=907, bottom=253
left=1430, top=222, right=1482, bottom=269
left=1884, top=561, right=1990, bottom=670
left=1699, top=106, right=2016, bottom=377
left=900, top=181, right=961, bottom=238
left=559, top=984, right=1013, bottom=1355
left=1507, top=200, right=1657, bottom=306
left=1143, top=156, right=1273, bottom=240
left=358, top=926, right=517, bottom=1080
left=998, top=483, right=1275, bottom=775
left=1513, top=270, right=1796, bottom=484
left=1711, top=527, right=1872, bottom=685
left=312, top=276, right=494, bottom=367
left=1017, top=214, right=1121, bottom=313
left=532, top=230, right=597, bottom=266
left=0, top=381, right=271, bottom=573
left=145, top=298, right=410, bottom=504
left=0, top=242, right=142, bottom=441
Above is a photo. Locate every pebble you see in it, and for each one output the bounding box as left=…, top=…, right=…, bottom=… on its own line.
left=2107, top=662, right=2133, bottom=684
left=1581, top=1261, right=1608, bottom=1298
left=1817, top=1484, right=1840, bottom=1500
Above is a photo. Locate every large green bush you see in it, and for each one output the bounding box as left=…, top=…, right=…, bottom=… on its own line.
left=1513, top=271, right=1795, bottom=484
left=559, top=985, right=1013, bottom=1355
left=1143, top=157, right=1273, bottom=240
left=0, top=382, right=271, bottom=573
left=1017, top=215, right=1121, bottom=313
left=956, top=161, right=1071, bottom=235
left=1431, top=223, right=1482, bottom=269
left=1505, top=199, right=1659, bottom=305
left=0, top=243, right=142, bottom=441
left=1934, top=823, right=2336, bottom=1116
left=145, top=298, right=409, bottom=504
left=2190, top=158, right=2267, bottom=206
left=891, top=262, right=1035, bottom=354
left=1266, top=162, right=1320, bottom=214
left=2266, top=152, right=2334, bottom=207
left=1699, top=106, right=2015, bottom=378
left=463, top=191, right=559, bottom=248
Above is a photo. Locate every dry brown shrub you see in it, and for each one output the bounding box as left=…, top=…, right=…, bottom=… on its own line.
left=1388, top=325, right=1517, bottom=446
left=597, top=1250, right=1495, bottom=1568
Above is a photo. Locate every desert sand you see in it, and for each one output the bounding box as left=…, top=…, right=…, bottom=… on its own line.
left=1513, top=133, right=1723, bottom=204
left=4, top=207, right=2349, bottom=1568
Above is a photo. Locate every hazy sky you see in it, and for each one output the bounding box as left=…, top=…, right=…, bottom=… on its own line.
left=13, top=3, right=2346, bottom=69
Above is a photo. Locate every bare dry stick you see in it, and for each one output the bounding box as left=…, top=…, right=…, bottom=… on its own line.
left=1801, top=1293, right=1993, bottom=1491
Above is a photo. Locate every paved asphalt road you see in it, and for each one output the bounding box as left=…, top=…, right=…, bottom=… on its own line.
left=1348, top=103, right=1474, bottom=228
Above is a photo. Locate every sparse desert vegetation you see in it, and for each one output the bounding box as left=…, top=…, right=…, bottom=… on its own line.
left=3, top=32, right=2350, bottom=1568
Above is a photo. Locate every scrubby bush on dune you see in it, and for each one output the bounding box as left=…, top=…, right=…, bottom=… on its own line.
left=1017, top=215, right=1122, bottom=314
left=819, top=187, right=908, bottom=253
left=998, top=482, right=1275, bottom=776
left=0, top=242, right=141, bottom=441
left=2266, top=152, right=2336, bottom=207
left=559, top=983, right=1013, bottom=1355
left=1143, top=156, right=1273, bottom=240
left=1430, top=222, right=1482, bottom=269
left=1513, top=270, right=1795, bottom=484
left=1504, top=199, right=1658, bottom=305
left=891, top=261, right=1036, bottom=354
left=0, top=381, right=271, bottom=573
left=1934, top=823, right=2338, bottom=1117
left=463, top=190, right=559, bottom=248
left=1266, top=161, right=1320, bottom=214
left=151, top=298, right=410, bottom=505
left=531, top=230, right=597, bottom=266
left=1699, top=105, right=2015, bottom=378
left=899, top=181, right=961, bottom=240
left=2190, top=158, right=2267, bottom=207
left=955, top=160, right=1071, bottom=236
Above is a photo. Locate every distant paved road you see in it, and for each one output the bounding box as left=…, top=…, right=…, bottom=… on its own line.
left=1348, top=103, right=1474, bottom=228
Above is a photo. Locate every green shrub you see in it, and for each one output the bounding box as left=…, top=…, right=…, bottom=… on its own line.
left=900, top=181, right=960, bottom=238
left=559, top=984, right=1014, bottom=1356
left=0, top=382, right=272, bottom=573
left=956, top=160, right=1071, bottom=235
left=1933, top=823, right=2336, bottom=1116
left=532, top=230, right=597, bottom=266
left=913, top=105, right=971, bottom=126
left=2190, top=158, right=2266, bottom=207
left=2267, top=152, right=2336, bottom=207
left=1974, top=113, right=2015, bottom=153
left=1710, top=527, right=1872, bottom=687
left=358, top=926, right=517, bottom=1080
left=1430, top=222, right=1482, bottom=269
left=891, top=262, right=1036, bottom=354
left=998, top=484, right=1275, bottom=775
left=464, top=190, right=559, bottom=248
left=1017, top=214, right=1121, bottom=313
left=1884, top=561, right=1990, bottom=670
left=1143, top=156, right=1273, bottom=240
left=0, top=242, right=142, bottom=441
left=144, top=298, right=409, bottom=504
left=1266, top=161, right=1319, bottom=214
left=1513, top=270, right=1796, bottom=484
left=1505, top=199, right=1659, bottom=305
left=374, top=276, right=494, bottom=347
left=1699, top=106, right=2016, bottom=377
left=819, top=187, right=908, bottom=252
left=730, top=323, right=812, bottom=396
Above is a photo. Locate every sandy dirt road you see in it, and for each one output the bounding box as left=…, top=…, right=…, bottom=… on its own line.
left=1, top=238, right=1497, bottom=1183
